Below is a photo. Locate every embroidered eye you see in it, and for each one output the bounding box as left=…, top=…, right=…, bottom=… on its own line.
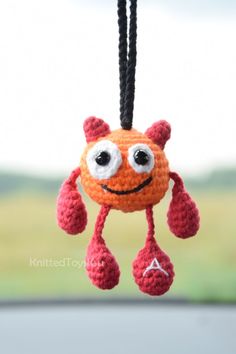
left=128, top=144, right=154, bottom=174
left=86, top=140, right=122, bottom=179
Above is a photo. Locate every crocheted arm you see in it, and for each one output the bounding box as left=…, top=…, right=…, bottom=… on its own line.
left=167, top=172, right=200, bottom=238
left=56, top=167, right=87, bottom=235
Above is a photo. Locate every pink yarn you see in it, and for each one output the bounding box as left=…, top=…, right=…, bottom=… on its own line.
left=86, top=205, right=120, bottom=290
left=56, top=116, right=200, bottom=296
left=83, top=116, right=111, bottom=143
left=56, top=167, right=87, bottom=235
left=133, top=207, right=174, bottom=296
left=167, top=172, right=200, bottom=238
left=145, top=120, right=171, bottom=150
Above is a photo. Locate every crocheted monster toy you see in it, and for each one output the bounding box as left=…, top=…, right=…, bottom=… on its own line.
left=56, top=0, right=200, bottom=296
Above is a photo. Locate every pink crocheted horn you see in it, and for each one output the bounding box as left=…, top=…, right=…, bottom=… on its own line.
left=83, top=116, right=111, bottom=143
left=167, top=172, right=200, bottom=238
left=56, top=167, right=87, bottom=235
left=145, top=120, right=171, bottom=149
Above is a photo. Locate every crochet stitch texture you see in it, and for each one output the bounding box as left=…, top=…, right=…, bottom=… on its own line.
left=56, top=116, right=200, bottom=296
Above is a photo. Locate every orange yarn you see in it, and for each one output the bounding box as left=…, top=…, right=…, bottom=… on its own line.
left=80, top=128, right=170, bottom=212
left=57, top=117, right=200, bottom=295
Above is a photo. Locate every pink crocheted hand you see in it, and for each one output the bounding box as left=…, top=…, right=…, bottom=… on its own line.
left=56, top=167, right=87, bottom=235
left=167, top=172, right=200, bottom=238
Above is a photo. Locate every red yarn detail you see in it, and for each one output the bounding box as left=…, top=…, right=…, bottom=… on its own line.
left=167, top=172, right=200, bottom=238
left=86, top=205, right=120, bottom=290
left=83, top=116, right=111, bottom=143
left=145, top=120, right=171, bottom=149
left=133, top=206, right=174, bottom=296
left=145, top=206, right=155, bottom=242
left=56, top=167, right=87, bottom=235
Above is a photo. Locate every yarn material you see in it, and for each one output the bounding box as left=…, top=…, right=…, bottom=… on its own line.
left=56, top=116, right=200, bottom=296
left=56, top=167, right=87, bottom=235
left=56, top=0, right=201, bottom=297
left=118, top=0, right=128, bottom=125
left=86, top=205, right=120, bottom=289
left=127, top=143, right=154, bottom=174
left=83, top=116, right=111, bottom=143
left=86, top=140, right=122, bottom=180
left=133, top=206, right=174, bottom=296
left=145, top=120, right=171, bottom=150
left=167, top=172, right=200, bottom=238
left=80, top=126, right=170, bottom=212
left=118, top=0, right=137, bottom=130
left=133, top=241, right=175, bottom=296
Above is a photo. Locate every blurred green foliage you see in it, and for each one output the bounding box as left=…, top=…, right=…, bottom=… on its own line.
left=0, top=170, right=235, bottom=301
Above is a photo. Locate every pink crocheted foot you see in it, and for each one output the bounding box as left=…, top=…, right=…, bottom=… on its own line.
left=167, top=172, right=200, bottom=238
left=57, top=167, right=87, bottom=235
left=86, top=205, right=120, bottom=290
left=133, top=238, right=174, bottom=296
left=86, top=239, right=120, bottom=290
left=133, top=206, right=174, bottom=296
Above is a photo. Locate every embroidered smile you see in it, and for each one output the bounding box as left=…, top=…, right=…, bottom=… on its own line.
left=101, top=176, right=152, bottom=195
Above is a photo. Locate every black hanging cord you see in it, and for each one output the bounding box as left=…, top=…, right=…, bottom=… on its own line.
left=118, top=0, right=137, bottom=130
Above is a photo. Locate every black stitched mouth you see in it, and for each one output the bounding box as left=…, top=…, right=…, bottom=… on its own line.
left=101, top=176, right=152, bottom=195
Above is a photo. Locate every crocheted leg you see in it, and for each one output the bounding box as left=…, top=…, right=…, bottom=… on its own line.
left=167, top=172, right=200, bottom=238
left=86, top=205, right=120, bottom=290
left=133, top=206, right=174, bottom=296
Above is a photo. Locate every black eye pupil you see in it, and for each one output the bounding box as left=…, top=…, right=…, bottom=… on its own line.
left=134, top=150, right=149, bottom=165
left=95, top=151, right=111, bottom=166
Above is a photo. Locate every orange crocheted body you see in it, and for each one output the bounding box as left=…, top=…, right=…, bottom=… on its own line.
left=80, top=128, right=170, bottom=212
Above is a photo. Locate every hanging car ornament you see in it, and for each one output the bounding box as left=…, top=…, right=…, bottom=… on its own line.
left=56, top=0, right=200, bottom=296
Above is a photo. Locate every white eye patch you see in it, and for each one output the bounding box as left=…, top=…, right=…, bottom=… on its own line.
left=128, top=143, right=154, bottom=174
left=86, top=140, right=122, bottom=180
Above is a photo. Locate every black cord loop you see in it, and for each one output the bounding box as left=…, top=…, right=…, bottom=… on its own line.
left=118, top=0, right=137, bottom=130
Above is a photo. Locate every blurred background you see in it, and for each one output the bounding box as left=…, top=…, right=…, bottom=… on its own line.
left=0, top=0, right=236, bottom=353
